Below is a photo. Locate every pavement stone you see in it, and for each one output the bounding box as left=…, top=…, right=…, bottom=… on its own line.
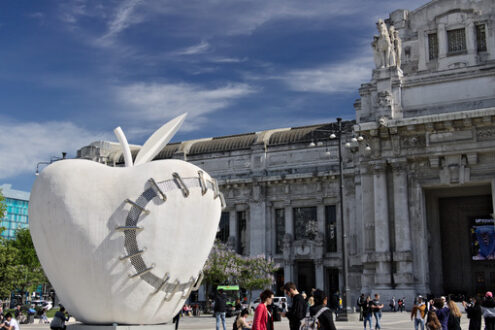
left=20, top=311, right=476, bottom=330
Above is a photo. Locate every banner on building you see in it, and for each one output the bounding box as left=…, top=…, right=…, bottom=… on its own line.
left=471, top=218, right=495, bottom=260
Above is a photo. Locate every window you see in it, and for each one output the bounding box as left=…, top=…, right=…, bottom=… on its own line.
left=447, top=28, right=466, bottom=54
left=275, top=209, right=285, bottom=254
left=325, top=205, right=337, bottom=252
left=476, top=24, right=487, bottom=52
left=293, top=207, right=317, bottom=241
left=428, top=33, right=438, bottom=60
left=237, top=211, right=247, bottom=255
left=216, top=212, right=229, bottom=243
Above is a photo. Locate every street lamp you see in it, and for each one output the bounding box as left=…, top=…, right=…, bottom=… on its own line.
left=309, top=118, right=369, bottom=320
left=35, top=152, right=67, bottom=175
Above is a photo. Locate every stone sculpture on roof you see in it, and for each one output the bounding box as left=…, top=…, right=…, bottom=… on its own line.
left=373, top=19, right=401, bottom=70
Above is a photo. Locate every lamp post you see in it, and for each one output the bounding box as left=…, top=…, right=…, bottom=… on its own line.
left=35, top=152, right=67, bottom=175
left=310, top=119, right=369, bottom=320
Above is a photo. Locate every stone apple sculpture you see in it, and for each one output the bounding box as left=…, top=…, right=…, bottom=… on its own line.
left=29, top=114, right=223, bottom=325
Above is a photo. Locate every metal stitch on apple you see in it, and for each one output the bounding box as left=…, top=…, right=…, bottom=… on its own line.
left=119, top=175, right=218, bottom=297
left=198, top=171, right=208, bottom=195
left=172, top=173, right=190, bottom=197
left=148, top=178, right=167, bottom=201
left=164, top=280, right=181, bottom=302
left=125, top=199, right=150, bottom=215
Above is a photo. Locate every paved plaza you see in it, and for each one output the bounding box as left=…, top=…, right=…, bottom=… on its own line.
left=22, top=312, right=475, bottom=330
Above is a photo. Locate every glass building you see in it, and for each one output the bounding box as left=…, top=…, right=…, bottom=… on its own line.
left=0, top=184, right=30, bottom=240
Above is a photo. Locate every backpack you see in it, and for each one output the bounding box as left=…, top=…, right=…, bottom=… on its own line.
left=299, top=307, right=329, bottom=330
left=232, top=315, right=239, bottom=330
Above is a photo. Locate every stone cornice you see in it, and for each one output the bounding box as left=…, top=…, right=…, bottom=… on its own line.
left=356, top=107, right=495, bottom=131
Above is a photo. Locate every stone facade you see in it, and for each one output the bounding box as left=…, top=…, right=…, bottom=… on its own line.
left=77, top=0, right=495, bottom=308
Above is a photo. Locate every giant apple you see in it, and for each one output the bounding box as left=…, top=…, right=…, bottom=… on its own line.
left=29, top=115, right=223, bottom=324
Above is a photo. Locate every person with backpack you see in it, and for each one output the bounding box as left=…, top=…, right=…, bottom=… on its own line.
left=215, top=289, right=228, bottom=330
left=303, top=289, right=336, bottom=330
left=357, top=294, right=365, bottom=321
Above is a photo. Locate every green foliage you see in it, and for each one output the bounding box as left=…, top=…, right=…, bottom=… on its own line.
left=9, top=228, right=48, bottom=296
left=0, top=240, right=20, bottom=298
left=0, top=189, right=6, bottom=220
left=203, top=241, right=279, bottom=304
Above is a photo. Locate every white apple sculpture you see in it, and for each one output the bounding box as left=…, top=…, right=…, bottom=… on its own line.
left=29, top=114, right=223, bottom=325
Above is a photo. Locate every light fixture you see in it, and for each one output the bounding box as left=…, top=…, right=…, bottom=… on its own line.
left=345, top=142, right=351, bottom=148
left=351, top=137, right=358, bottom=143
left=358, top=136, right=364, bottom=142
left=330, top=133, right=336, bottom=139
left=317, top=141, right=324, bottom=146
left=365, top=145, right=371, bottom=151
left=325, top=151, right=331, bottom=157
left=309, top=141, right=316, bottom=147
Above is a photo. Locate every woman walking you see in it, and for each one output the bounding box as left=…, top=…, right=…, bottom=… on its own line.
left=447, top=300, right=461, bottom=330
left=252, top=289, right=274, bottom=330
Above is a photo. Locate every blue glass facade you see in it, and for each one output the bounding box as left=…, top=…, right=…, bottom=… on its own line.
left=0, top=185, right=30, bottom=240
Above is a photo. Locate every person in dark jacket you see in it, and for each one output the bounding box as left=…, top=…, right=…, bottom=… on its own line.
left=447, top=300, right=461, bottom=330
left=308, top=289, right=336, bottom=330
left=214, top=289, right=228, bottom=330
left=481, top=292, right=495, bottom=330
left=362, top=296, right=373, bottom=330
left=282, top=282, right=306, bottom=330
left=463, top=297, right=482, bottom=330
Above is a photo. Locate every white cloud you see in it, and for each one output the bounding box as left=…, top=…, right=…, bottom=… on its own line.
left=173, top=40, right=210, bottom=56
left=96, top=0, right=143, bottom=47
left=0, top=120, right=107, bottom=180
left=115, top=82, right=256, bottom=131
left=282, top=55, right=373, bottom=93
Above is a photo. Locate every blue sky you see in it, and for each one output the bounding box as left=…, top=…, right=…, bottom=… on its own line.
left=0, top=0, right=425, bottom=192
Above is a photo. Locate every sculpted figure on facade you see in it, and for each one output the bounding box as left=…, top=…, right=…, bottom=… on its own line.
left=388, top=25, right=397, bottom=66
left=393, top=30, right=402, bottom=69
left=371, top=36, right=382, bottom=68
left=374, top=19, right=393, bottom=68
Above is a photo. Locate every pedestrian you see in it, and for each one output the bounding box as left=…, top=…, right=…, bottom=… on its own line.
left=372, top=293, right=384, bottom=329
left=411, top=295, right=427, bottom=330
left=235, top=309, right=252, bottom=330
left=362, top=296, right=373, bottom=330
left=50, top=306, right=70, bottom=330
left=431, top=298, right=450, bottom=330
left=427, top=310, right=442, bottom=330
left=481, top=291, right=495, bottom=330
left=462, top=297, right=482, bottom=330
left=447, top=300, right=461, bottom=330
left=390, top=296, right=396, bottom=312
left=214, top=289, right=228, bottom=330
left=266, top=300, right=277, bottom=330
left=308, top=289, right=336, bottom=330
left=2, top=313, right=19, bottom=330
left=282, top=282, right=306, bottom=330
left=172, top=311, right=180, bottom=330
left=357, top=293, right=366, bottom=321
left=329, top=292, right=339, bottom=320
left=252, top=289, right=274, bottom=330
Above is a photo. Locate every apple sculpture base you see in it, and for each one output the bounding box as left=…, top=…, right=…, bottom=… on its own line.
left=29, top=115, right=223, bottom=325
left=68, top=323, right=176, bottom=330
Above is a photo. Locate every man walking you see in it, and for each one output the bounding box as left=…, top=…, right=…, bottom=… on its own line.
left=357, top=294, right=365, bottom=321
left=214, top=289, right=227, bottom=330
left=372, top=293, right=384, bottom=329
left=411, top=296, right=427, bottom=330
left=282, top=282, right=306, bottom=330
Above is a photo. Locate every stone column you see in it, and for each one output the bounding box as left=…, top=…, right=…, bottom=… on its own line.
left=317, top=204, right=325, bottom=237
left=315, top=259, right=324, bottom=290
left=285, top=203, right=293, bottom=236
left=391, top=160, right=414, bottom=287
left=438, top=23, right=447, bottom=59
left=228, top=209, right=237, bottom=251
left=284, top=262, right=294, bottom=283
left=249, top=185, right=266, bottom=256
left=373, top=161, right=391, bottom=288
left=466, top=22, right=477, bottom=66
left=418, top=30, right=427, bottom=70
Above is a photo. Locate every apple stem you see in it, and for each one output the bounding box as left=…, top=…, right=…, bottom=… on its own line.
left=114, top=127, right=133, bottom=167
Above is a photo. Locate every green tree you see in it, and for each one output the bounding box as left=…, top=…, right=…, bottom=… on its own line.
left=238, top=255, right=279, bottom=309
left=0, top=189, right=6, bottom=220
left=9, top=228, right=48, bottom=302
left=203, top=241, right=241, bottom=292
